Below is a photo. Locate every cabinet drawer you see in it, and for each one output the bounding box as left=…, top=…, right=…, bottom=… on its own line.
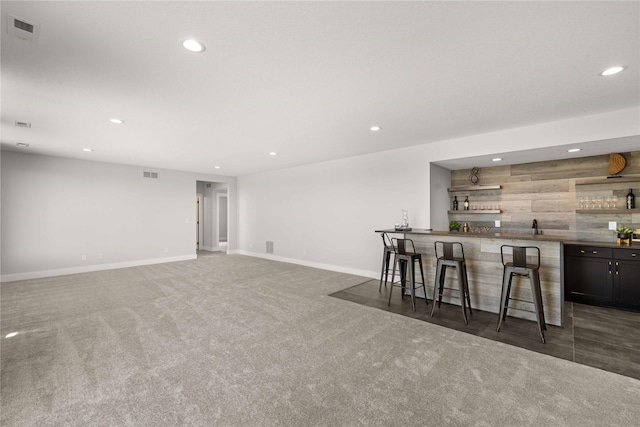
left=614, top=248, right=640, bottom=261
left=565, top=245, right=613, bottom=259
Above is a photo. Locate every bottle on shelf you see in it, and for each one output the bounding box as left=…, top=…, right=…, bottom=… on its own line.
left=627, top=188, right=635, bottom=209
left=452, top=196, right=458, bottom=211
left=463, top=196, right=469, bottom=211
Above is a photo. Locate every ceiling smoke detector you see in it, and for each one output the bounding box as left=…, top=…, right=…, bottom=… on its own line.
left=7, top=15, right=41, bottom=42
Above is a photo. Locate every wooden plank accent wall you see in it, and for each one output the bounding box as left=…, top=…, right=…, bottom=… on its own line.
left=409, top=234, right=562, bottom=326
left=448, top=151, right=640, bottom=242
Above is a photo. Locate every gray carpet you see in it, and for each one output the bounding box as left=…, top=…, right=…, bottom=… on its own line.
left=1, top=253, right=639, bottom=426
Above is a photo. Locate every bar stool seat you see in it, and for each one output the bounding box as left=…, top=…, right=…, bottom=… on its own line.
left=496, top=245, right=547, bottom=343
left=388, top=238, right=428, bottom=311
left=379, top=232, right=396, bottom=291
left=431, top=241, right=472, bottom=324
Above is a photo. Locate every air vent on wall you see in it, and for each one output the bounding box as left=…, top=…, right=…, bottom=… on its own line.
left=7, top=15, right=41, bottom=42
left=15, top=121, right=31, bottom=128
left=143, top=171, right=159, bottom=179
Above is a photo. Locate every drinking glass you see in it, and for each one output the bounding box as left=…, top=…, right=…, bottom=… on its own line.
left=596, top=196, right=603, bottom=209
left=613, top=196, right=618, bottom=209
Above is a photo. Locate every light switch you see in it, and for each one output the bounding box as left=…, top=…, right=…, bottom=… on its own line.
left=609, top=221, right=617, bottom=231
left=495, top=220, right=501, bottom=228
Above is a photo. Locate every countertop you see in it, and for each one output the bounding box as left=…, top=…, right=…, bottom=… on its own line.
left=563, top=240, right=637, bottom=249
left=375, top=228, right=566, bottom=242
left=376, top=229, right=639, bottom=247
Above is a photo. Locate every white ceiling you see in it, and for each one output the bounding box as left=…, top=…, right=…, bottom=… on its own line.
left=1, top=1, right=638, bottom=176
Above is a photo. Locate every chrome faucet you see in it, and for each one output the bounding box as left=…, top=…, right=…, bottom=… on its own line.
left=532, top=219, right=538, bottom=235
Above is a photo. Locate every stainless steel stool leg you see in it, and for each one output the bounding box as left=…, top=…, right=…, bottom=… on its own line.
left=418, top=257, right=428, bottom=306
left=409, top=259, right=416, bottom=311
left=530, top=273, right=546, bottom=343
left=463, top=262, right=472, bottom=315
left=496, top=269, right=512, bottom=332
left=456, top=262, right=468, bottom=325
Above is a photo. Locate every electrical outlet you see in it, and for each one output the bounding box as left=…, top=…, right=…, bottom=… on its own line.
left=164, top=247, right=169, bottom=253
left=609, top=221, right=617, bottom=231
left=99, top=253, right=104, bottom=260
left=81, top=254, right=87, bottom=261
left=494, top=220, right=501, bottom=228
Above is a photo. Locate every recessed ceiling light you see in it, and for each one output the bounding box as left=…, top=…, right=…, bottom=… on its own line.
left=567, top=148, right=582, bottom=153
left=16, top=142, right=29, bottom=148
left=182, top=39, right=206, bottom=53
left=269, top=152, right=277, bottom=156
left=83, top=148, right=93, bottom=152
left=600, top=66, right=625, bottom=76
left=110, top=118, right=124, bottom=124
left=214, top=166, right=221, bottom=169
left=492, top=158, right=502, bottom=162
left=370, top=126, right=381, bottom=131
left=5, top=332, right=18, bottom=338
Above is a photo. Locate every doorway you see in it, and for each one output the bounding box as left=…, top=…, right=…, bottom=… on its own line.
left=196, top=181, right=228, bottom=253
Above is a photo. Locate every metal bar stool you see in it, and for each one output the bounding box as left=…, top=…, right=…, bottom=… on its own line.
left=496, top=245, right=547, bottom=343
left=379, top=232, right=396, bottom=291
left=388, top=238, right=428, bottom=311
left=431, top=241, right=472, bottom=324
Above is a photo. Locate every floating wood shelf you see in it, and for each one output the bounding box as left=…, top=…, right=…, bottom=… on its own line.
left=448, top=210, right=501, bottom=214
left=447, top=185, right=501, bottom=192
left=575, top=209, right=638, bottom=214
left=575, top=175, right=640, bottom=186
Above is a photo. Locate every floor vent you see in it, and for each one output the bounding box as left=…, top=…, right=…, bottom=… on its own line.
left=7, top=15, right=41, bottom=42
left=143, top=171, right=159, bottom=179
left=266, top=241, right=274, bottom=254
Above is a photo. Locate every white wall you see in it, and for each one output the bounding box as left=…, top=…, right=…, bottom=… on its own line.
left=238, top=145, right=432, bottom=277
left=1, top=152, right=237, bottom=281
left=238, top=107, right=639, bottom=278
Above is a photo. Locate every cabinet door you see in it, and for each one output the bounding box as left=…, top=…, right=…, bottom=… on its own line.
left=565, top=256, right=613, bottom=303
left=614, top=259, right=640, bottom=308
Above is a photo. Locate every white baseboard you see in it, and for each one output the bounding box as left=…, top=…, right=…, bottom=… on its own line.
left=1, top=255, right=197, bottom=283
left=235, top=250, right=378, bottom=279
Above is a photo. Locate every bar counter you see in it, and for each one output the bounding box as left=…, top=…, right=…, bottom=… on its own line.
left=376, top=229, right=564, bottom=326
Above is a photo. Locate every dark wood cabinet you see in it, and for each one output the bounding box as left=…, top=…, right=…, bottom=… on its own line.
left=564, top=244, right=640, bottom=310
left=614, top=249, right=640, bottom=309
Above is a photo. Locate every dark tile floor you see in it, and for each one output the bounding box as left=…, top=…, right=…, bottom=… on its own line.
left=330, top=279, right=640, bottom=381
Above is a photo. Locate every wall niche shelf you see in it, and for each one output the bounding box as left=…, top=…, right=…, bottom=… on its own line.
left=575, top=176, right=640, bottom=186
left=575, top=209, right=638, bottom=214
left=448, top=210, right=501, bottom=214
left=448, top=185, right=501, bottom=192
